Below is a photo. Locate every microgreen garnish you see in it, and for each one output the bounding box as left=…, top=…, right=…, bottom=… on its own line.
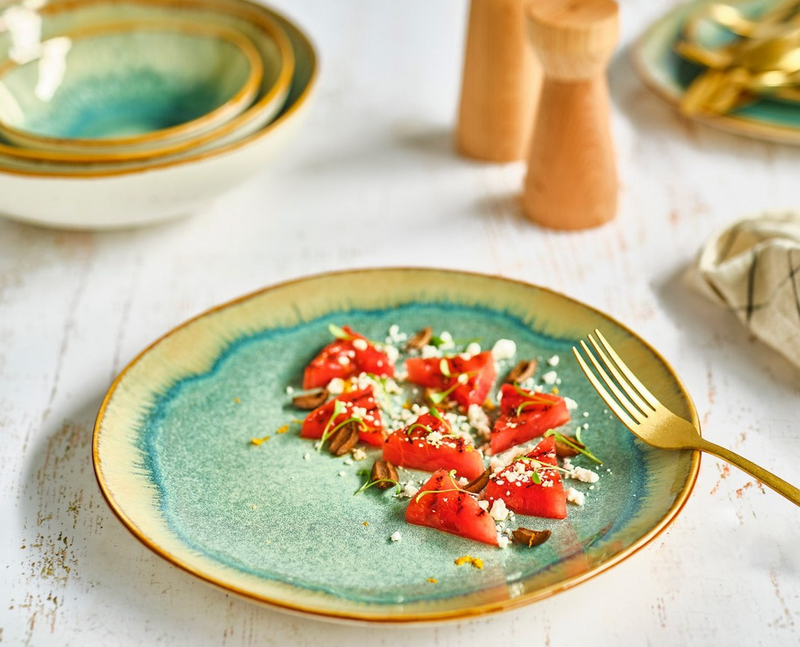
left=575, top=427, right=584, bottom=444
left=512, top=383, right=544, bottom=399
left=430, top=335, right=482, bottom=348
left=439, top=359, right=451, bottom=377
left=427, top=383, right=459, bottom=405
left=544, top=429, right=602, bottom=464
left=514, top=455, right=577, bottom=477
left=328, top=323, right=353, bottom=340
left=321, top=400, right=346, bottom=434
left=429, top=407, right=444, bottom=422
left=317, top=400, right=365, bottom=451
left=324, top=417, right=366, bottom=442
left=427, top=371, right=475, bottom=405
left=405, top=423, right=434, bottom=436
left=515, top=397, right=556, bottom=416
left=365, top=372, right=388, bottom=386
left=413, top=486, right=468, bottom=503
left=353, top=478, right=401, bottom=496
left=512, top=383, right=559, bottom=416
left=413, top=470, right=476, bottom=502
left=430, top=335, right=447, bottom=348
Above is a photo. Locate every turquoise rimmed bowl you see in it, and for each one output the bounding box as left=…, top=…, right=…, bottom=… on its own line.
left=0, top=0, right=295, bottom=164
left=0, top=0, right=315, bottom=228
left=0, top=20, right=264, bottom=156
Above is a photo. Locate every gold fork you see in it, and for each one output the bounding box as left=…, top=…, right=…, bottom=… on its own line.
left=573, top=330, right=800, bottom=507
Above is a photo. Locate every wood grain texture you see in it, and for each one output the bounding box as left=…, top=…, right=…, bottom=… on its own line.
left=456, top=0, right=540, bottom=161
left=523, top=0, right=619, bottom=229
left=1, top=0, right=799, bottom=644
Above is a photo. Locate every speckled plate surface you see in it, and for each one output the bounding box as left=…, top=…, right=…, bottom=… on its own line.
left=93, top=269, right=700, bottom=623
left=633, top=0, right=800, bottom=144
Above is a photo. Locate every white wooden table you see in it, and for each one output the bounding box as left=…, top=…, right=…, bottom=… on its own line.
left=2, top=0, right=799, bottom=644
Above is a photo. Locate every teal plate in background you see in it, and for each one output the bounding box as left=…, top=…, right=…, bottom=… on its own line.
left=632, top=0, right=800, bottom=144
left=93, top=269, right=700, bottom=623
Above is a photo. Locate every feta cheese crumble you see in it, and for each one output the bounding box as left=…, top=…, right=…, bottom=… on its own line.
left=327, top=377, right=345, bottom=395
left=541, top=370, right=558, bottom=385
left=438, top=331, right=455, bottom=349
left=467, top=403, right=491, bottom=439
left=390, top=531, right=402, bottom=542
left=384, top=344, right=399, bottom=364
left=421, top=344, right=440, bottom=358
left=566, top=487, right=585, bottom=506
left=491, top=338, right=517, bottom=360
left=489, top=498, right=510, bottom=521
left=466, top=342, right=482, bottom=357
left=568, top=466, right=600, bottom=484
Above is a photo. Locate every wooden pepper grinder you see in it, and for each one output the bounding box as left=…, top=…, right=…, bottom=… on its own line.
left=522, top=0, right=619, bottom=230
left=455, top=0, right=541, bottom=162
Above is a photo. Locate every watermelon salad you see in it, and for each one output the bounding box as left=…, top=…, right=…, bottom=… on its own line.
left=280, top=324, right=603, bottom=549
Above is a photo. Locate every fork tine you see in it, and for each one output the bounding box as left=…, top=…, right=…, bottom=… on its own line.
left=572, top=344, right=639, bottom=429
left=578, top=340, right=648, bottom=424
left=588, top=333, right=653, bottom=415
left=594, top=329, right=659, bottom=410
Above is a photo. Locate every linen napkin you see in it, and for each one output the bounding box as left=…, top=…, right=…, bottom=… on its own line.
left=686, top=211, right=800, bottom=370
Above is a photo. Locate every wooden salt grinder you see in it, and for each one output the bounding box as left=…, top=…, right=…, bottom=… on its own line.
left=455, top=0, right=540, bottom=162
left=522, top=0, right=619, bottom=230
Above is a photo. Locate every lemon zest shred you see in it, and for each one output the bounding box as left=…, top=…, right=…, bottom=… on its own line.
left=454, top=554, right=483, bottom=569
left=250, top=435, right=271, bottom=446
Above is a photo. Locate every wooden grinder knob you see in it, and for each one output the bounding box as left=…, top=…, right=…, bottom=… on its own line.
left=522, top=0, right=619, bottom=230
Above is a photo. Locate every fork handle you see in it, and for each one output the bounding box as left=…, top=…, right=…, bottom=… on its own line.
left=697, top=438, right=800, bottom=506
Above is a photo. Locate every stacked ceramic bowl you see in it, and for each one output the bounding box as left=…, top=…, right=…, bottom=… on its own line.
left=0, top=0, right=317, bottom=228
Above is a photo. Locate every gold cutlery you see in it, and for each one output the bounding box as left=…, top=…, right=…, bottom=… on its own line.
left=573, top=330, right=800, bottom=507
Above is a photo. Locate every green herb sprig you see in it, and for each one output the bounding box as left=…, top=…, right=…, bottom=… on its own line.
left=544, top=429, right=602, bottom=464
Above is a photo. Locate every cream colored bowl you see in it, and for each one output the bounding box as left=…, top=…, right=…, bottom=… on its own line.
left=0, top=0, right=295, bottom=164
left=0, top=0, right=316, bottom=228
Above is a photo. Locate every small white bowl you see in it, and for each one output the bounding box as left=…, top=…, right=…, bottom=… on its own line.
left=0, top=0, right=317, bottom=229
left=0, top=20, right=264, bottom=156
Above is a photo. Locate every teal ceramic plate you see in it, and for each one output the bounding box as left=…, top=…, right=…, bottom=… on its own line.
left=93, top=269, right=700, bottom=623
left=632, top=0, right=800, bottom=144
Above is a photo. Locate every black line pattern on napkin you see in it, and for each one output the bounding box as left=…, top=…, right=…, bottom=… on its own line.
left=746, top=249, right=759, bottom=323
left=727, top=250, right=795, bottom=319
left=790, top=248, right=800, bottom=321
